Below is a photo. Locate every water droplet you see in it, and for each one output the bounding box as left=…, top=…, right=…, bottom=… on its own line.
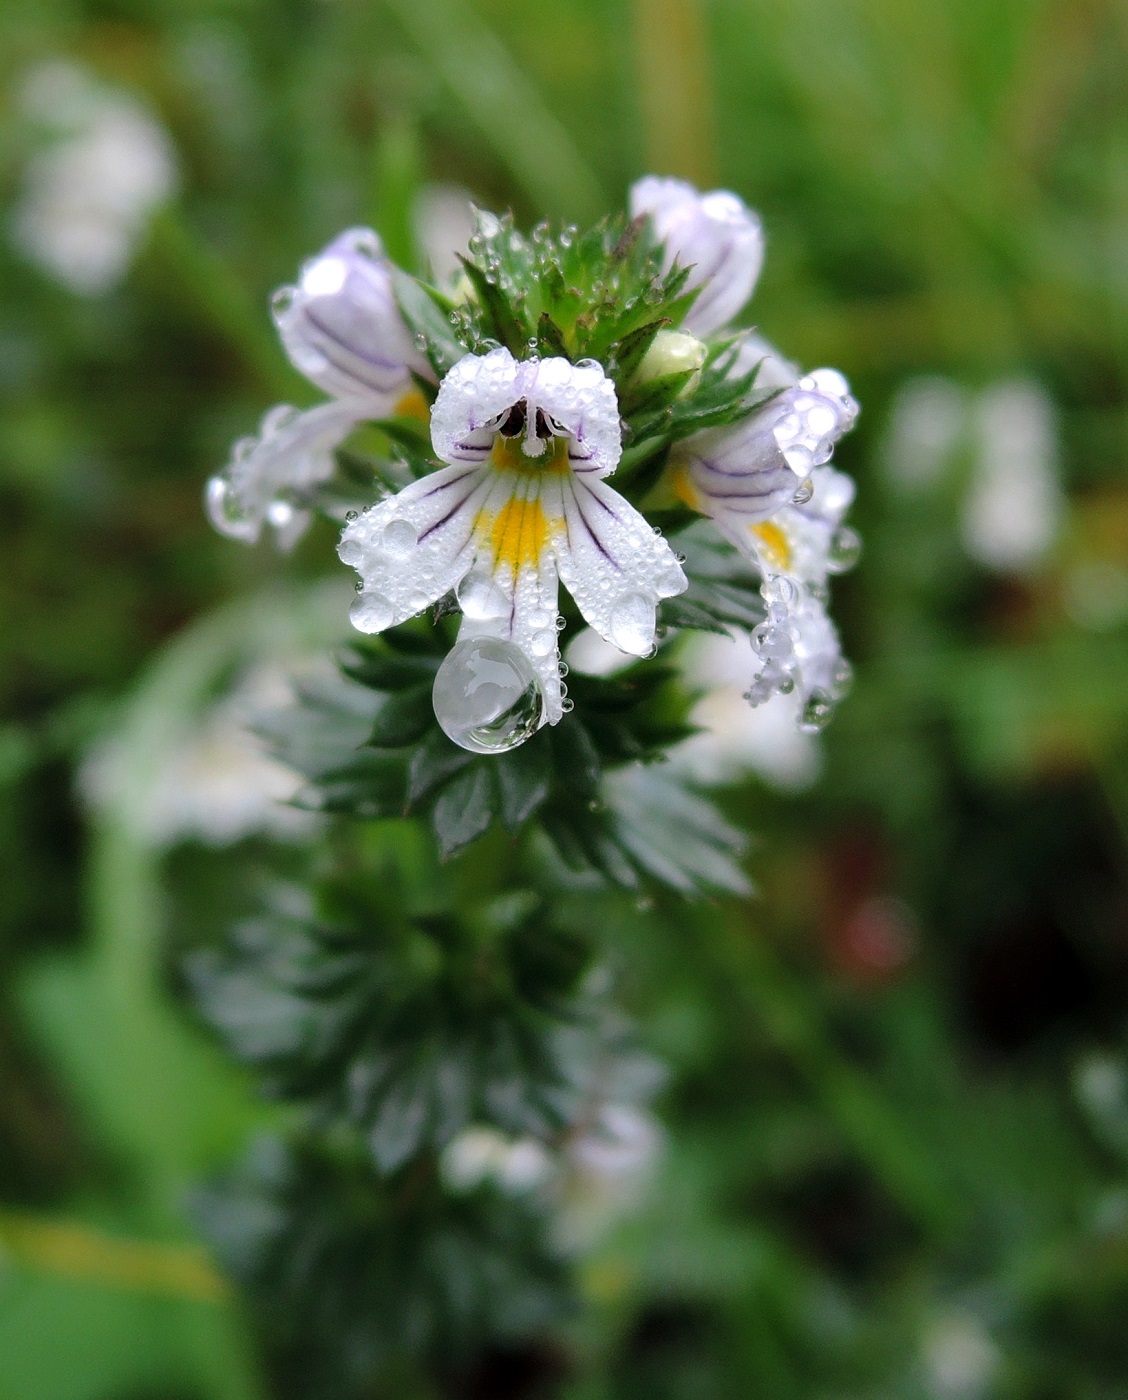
left=354, top=580, right=364, bottom=593
left=381, top=517, right=417, bottom=558
left=830, top=658, right=854, bottom=699
left=457, top=571, right=509, bottom=621
left=432, top=637, right=544, bottom=754
left=205, top=476, right=258, bottom=541
left=762, top=575, right=797, bottom=606
left=752, top=624, right=794, bottom=661
left=338, top=537, right=364, bottom=566
left=560, top=696, right=575, bottom=713
left=349, top=590, right=395, bottom=633
left=791, top=477, right=815, bottom=506
left=798, top=688, right=835, bottom=733
left=345, top=509, right=359, bottom=522
left=270, top=286, right=296, bottom=321
left=827, top=527, right=862, bottom=573
left=529, top=629, right=556, bottom=657
left=608, top=590, right=657, bottom=655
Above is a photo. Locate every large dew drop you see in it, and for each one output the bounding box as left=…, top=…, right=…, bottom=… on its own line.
left=456, top=571, right=510, bottom=622
left=349, top=590, right=395, bottom=633
left=608, top=590, right=657, bottom=656
left=433, top=637, right=544, bottom=754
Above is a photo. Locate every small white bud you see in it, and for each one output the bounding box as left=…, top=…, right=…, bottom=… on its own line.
left=636, top=329, right=708, bottom=394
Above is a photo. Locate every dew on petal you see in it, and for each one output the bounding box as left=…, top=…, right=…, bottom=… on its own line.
left=381, top=517, right=418, bottom=558
left=349, top=590, right=395, bottom=633
left=608, top=590, right=657, bottom=655
left=457, top=571, right=510, bottom=622
left=433, top=637, right=544, bottom=754
left=529, top=629, right=557, bottom=658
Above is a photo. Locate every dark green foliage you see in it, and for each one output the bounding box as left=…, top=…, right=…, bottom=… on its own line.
left=197, top=1134, right=570, bottom=1399
left=188, top=882, right=621, bottom=1169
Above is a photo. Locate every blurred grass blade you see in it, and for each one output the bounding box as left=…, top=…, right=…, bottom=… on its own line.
left=382, top=0, right=604, bottom=219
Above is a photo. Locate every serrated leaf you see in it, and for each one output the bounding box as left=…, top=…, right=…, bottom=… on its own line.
left=389, top=267, right=465, bottom=376
left=366, top=685, right=434, bottom=748
left=495, top=738, right=551, bottom=830
left=432, top=763, right=497, bottom=857
left=407, top=728, right=475, bottom=806
left=457, top=255, right=530, bottom=353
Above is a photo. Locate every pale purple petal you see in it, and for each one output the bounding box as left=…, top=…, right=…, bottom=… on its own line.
left=207, top=400, right=361, bottom=546
left=273, top=227, right=427, bottom=407
left=630, top=176, right=764, bottom=336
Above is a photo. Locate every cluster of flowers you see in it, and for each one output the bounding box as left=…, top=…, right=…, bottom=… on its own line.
left=207, top=178, right=859, bottom=754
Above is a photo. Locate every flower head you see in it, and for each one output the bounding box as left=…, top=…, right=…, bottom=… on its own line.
left=671, top=368, right=860, bottom=728
left=207, top=228, right=428, bottom=546
left=338, top=346, right=687, bottom=751
left=630, top=176, right=764, bottom=336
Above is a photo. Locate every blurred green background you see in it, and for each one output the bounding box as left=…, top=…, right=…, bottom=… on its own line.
left=3, top=0, right=1128, bottom=1395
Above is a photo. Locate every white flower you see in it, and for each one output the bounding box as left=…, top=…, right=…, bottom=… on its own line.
left=11, top=61, right=177, bottom=295
left=338, top=346, right=687, bottom=749
left=673, top=630, right=821, bottom=790
left=961, top=379, right=1061, bottom=573
left=207, top=227, right=430, bottom=546
left=670, top=369, right=860, bottom=725
left=630, top=175, right=764, bottom=336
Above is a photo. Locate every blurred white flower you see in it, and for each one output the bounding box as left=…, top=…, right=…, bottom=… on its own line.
left=921, top=1313, right=1000, bottom=1399
left=673, top=630, right=821, bottom=790
left=440, top=1127, right=554, bottom=1194
left=961, top=379, right=1062, bottom=572
left=413, top=182, right=478, bottom=285
left=555, top=1103, right=663, bottom=1252
left=80, top=663, right=316, bottom=849
left=882, top=376, right=968, bottom=492
left=11, top=60, right=177, bottom=295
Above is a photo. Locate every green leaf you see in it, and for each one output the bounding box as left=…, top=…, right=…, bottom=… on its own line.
left=367, top=685, right=434, bottom=748
left=432, top=763, right=498, bottom=856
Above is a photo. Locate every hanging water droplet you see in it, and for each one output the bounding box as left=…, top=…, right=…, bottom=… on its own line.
left=608, top=590, right=657, bottom=655
left=381, top=517, right=417, bottom=558
left=349, top=590, right=395, bottom=633
left=830, top=658, right=854, bottom=699
left=432, top=637, right=544, bottom=754
left=457, top=571, right=509, bottom=622
left=345, top=509, right=359, bottom=522
left=752, top=623, right=794, bottom=661
left=338, top=537, right=364, bottom=566
left=827, top=527, right=862, bottom=573
left=791, top=477, right=815, bottom=506
left=798, top=688, right=835, bottom=733
left=205, top=476, right=258, bottom=542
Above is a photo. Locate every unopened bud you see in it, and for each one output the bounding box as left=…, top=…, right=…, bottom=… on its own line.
left=636, top=329, right=707, bottom=394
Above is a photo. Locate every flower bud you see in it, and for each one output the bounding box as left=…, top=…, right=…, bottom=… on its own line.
left=635, top=329, right=707, bottom=394
left=631, top=175, right=764, bottom=336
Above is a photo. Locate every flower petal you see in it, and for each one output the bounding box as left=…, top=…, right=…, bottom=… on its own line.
left=338, top=462, right=495, bottom=631
left=429, top=346, right=524, bottom=464
left=525, top=357, right=622, bottom=477
left=207, top=400, right=360, bottom=546
left=674, top=420, right=799, bottom=526
left=273, top=227, right=426, bottom=407
left=631, top=176, right=764, bottom=336
left=555, top=476, right=687, bottom=656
